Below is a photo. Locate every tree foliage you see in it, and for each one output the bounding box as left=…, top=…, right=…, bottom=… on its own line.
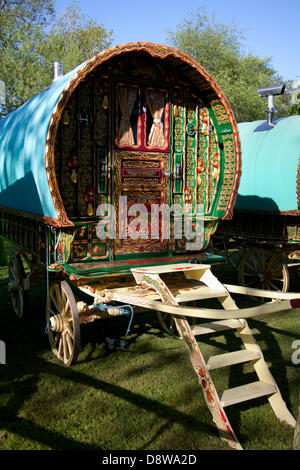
left=0, top=0, right=55, bottom=50
left=0, top=1, right=113, bottom=116
left=167, top=8, right=289, bottom=122
left=289, top=86, right=300, bottom=115
left=38, top=3, right=113, bottom=84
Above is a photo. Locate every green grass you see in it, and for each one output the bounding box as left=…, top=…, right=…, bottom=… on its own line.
left=0, top=240, right=299, bottom=451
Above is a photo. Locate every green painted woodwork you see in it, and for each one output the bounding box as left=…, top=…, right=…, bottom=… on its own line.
left=49, top=252, right=226, bottom=278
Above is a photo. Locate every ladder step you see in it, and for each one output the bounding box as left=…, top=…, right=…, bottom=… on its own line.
left=175, top=286, right=227, bottom=302
left=191, top=319, right=245, bottom=336
left=220, top=381, right=277, bottom=407
left=207, top=349, right=261, bottom=370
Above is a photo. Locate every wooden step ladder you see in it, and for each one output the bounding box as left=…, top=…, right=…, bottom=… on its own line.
left=131, top=263, right=296, bottom=450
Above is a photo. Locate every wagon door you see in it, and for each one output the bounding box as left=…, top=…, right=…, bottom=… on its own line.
left=112, top=83, right=171, bottom=257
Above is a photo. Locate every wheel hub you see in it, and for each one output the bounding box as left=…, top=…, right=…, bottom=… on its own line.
left=49, top=314, right=65, bottom=332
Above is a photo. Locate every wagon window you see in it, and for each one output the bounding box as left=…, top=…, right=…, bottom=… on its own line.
left=116, top=84, right=139, bottom=147
left=114, top=84, right=169, bottom=151
left=145, top=88, right=166, bottom=148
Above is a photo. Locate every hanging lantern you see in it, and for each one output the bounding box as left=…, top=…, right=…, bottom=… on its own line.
left=63, top=109, right=70, bottom=125
left=102, top=95, right=109, bottom=110
left=212, top=153, right=220, bottom=179
left=197, top=159, right=205, bottom=186
left=84, top=186, right=94, bottom=217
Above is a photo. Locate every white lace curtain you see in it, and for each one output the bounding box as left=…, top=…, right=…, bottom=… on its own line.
left=146, top=89, right=165, bottom=148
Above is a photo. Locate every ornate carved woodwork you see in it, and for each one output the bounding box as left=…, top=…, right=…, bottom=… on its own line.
left=50, top=45, right=241, bottom=262
left=113, top=151, right=170, bottom=255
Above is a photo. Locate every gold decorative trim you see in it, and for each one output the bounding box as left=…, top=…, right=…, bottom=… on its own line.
left=45, top=42, right=241, bottom=226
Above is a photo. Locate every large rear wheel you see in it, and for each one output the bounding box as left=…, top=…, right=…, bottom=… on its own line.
left=238, top=247, right=289, bottom=298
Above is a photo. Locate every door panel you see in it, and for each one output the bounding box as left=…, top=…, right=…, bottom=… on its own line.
left=113, top=151, right=170, bottom=256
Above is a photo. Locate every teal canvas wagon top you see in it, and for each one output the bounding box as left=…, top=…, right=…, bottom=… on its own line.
left=0, top=62, right=84, bottom=222
left=236, top=116, right=300, bottom=212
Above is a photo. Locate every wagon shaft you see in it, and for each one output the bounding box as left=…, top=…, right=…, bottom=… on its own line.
left=75, top=301, right=132, bottom=324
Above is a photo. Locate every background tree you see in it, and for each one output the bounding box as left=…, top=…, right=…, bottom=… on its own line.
left=289, top=85, right=300, bottom=115
left=167, top=8, right=290, bottom=122
left=38, top=3, right=113, bottom=85
left=0, top=1, right=113, bottom=117
left=0, top=0, right=56, bottom=115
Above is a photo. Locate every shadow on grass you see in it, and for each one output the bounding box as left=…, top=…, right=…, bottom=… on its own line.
left=0, top=354, right=220, bottom=450
left=0, top=278, right=222, bottom=450
left=0, top=259, right=299, bottom=450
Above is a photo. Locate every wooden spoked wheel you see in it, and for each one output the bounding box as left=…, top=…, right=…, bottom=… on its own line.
left=8, top=254, right=27, bottom=318
left=225, top=245, right=245, bottom=270
left=46, top=281, right=80, bottom=366
left=211, top=235, right=244, bottom=270
left=238, top=247, right=289, bottom=296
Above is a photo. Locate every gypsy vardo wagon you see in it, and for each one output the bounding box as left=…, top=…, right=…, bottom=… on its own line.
left=214, top=87, right=300, bottom=295
left=0, top=43, right=299, bottom=450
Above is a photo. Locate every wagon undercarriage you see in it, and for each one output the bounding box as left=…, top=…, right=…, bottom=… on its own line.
left=36, top=260, right=299, bottom=450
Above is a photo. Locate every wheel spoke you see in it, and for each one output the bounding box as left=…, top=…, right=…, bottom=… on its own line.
left=267, top=280, right=280, bottom=291
left=55, top=285, right=64, bottom=311
left=261, top=252, right=266, bottom=271
left=65, top=324, right=74, bottom=341
left=57, top=336, right=63, bottom=359
left=266, top=254, right=276, bottom=272
left=52, top=332, right=60, bottom=350
left=51, top=292, right=60, bottom=313
left=62, top=333, right=69, bottom=364
left=65, top=331, right=73, bottom=356
left=250, top=254, right=260, bottom=272
left=62, top=297, right=70, bottom=317
left=244, top=260, right=257, bottom=272
left=9, top=265, right=17, bottom=281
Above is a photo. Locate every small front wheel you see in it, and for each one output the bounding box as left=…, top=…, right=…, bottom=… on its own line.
left=8, top=254, right=28, bottom=318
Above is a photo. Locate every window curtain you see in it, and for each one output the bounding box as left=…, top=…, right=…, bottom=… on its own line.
left=146, top=89, right=165, bottom=147
left=117, top=85, right=138, bottom=146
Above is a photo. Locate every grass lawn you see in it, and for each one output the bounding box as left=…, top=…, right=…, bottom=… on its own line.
left=0, top=239, right=299, bottom=451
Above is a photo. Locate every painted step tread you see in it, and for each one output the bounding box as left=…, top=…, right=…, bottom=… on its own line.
left=207, top=349, right=261, bottom=370
left=220, top=381, right=277, bottom=407
left=131, top=263, right=211, bottom=274
left=175, top=286, right=227, bottom=302
left=191, top=319, right=244, bottom=336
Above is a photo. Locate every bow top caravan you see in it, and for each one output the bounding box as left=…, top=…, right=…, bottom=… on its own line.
left=0, top=42, right=241, bottom=271
left=1, top=43, right=299, bottom=451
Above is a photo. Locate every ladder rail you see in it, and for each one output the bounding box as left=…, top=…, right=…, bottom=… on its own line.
left=132, top=263, right=297, bottom=450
